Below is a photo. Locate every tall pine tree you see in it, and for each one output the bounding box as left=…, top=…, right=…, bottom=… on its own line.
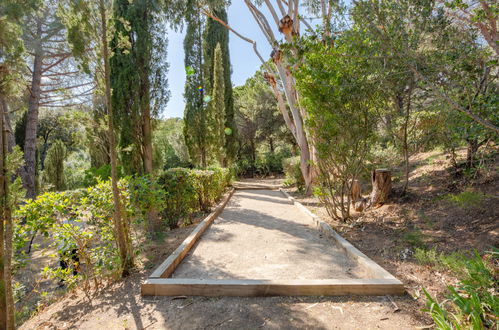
left=203, top=2, right=236, bottom=166
left=183, top=2, right=207, bottom=167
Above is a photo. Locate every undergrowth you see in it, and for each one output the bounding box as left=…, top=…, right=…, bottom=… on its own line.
left=444, top=191, right=489, bottom=209
left=422, top=248, right=498, bottom=329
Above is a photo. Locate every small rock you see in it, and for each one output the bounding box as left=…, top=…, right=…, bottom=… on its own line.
left=399, top=247, right=414, bottom=260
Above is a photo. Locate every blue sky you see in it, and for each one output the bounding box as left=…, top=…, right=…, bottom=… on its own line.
left=163, top=2, right=277, bottom=118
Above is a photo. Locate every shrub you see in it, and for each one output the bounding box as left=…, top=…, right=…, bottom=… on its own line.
left=157, top=168, right=198, bottom=228
left=83, top=164, right=124, bottom=187
left=128, top=175, right=166, bottom=224
left=282, top=156, right=305, bottom=191
left=424, top=249, right=498, bottom=329
left=158, top=167, right=232, bottom=227
left=43, top=140, right=67, bottom=191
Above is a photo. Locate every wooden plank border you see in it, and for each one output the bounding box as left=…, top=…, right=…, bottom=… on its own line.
left=149, top=188, right=235, bottom=278
left=142, top=278, right=405, bottom=296
left=279, top=189, right=403, bottom=283
left=142, top=186, right=404, bottom=297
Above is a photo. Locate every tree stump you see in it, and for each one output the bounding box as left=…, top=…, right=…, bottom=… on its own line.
left=370, top=169, right=391, bottom=207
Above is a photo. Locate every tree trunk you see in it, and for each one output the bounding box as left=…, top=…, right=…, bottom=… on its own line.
left=370, top=169, right=391, bottom=207
left=350, top=179, right=367, bottom=212
left=0, top=89, right=8, bottom=330
left=142, top=103, right=161, bottom=233
left=23, top=19, right=44, bottom=199
left=0, top=98, right=14, bottom=153
left=466, top=138, right=479, bottom=169
left=99, top=0, right=133, bottom=276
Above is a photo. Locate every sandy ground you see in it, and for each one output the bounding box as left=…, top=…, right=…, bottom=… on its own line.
left=173, top=189, right=365, bottom=280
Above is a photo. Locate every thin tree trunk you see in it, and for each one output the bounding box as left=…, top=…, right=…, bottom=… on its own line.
left=142, top=102, right=161, bottom=233
left=0, top=98, right=14, bottom=153
left=23, top=18, right=44, bottom=199
left=0, top=89, right=8, bottom=330
left=99, top=0, right=133, bottom=276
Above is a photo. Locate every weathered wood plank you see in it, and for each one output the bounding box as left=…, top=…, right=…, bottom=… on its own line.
left=142, top=278, right=405, bottom=296
left=149, top=188, right=235, bottom=278
left=279, top=189, right=403, bottom=283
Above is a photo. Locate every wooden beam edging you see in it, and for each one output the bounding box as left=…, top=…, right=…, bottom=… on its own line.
left=149, top=188, right=235, bottom=279
left=142, top=278, right=405, bottom=296
left=279, top=189, right=403, bottom=285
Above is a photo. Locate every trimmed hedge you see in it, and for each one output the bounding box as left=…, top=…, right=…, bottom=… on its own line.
left=158, top=167, right=232, bottom=228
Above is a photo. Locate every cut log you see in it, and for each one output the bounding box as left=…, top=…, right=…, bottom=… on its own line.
left=370, top=169, right=391, bottom=207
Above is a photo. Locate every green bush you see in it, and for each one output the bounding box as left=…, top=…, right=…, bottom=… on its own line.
left=158, top=167, right=232, bottom=228
left=158, top=168, right=198, bottom=229
left=282, top=156, right=305, bottom=191
left=424, top=249, right=498, bottom=329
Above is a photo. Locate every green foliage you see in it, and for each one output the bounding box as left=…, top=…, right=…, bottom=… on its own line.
left=83, top=164, right=124, bottom=187
left=205, top=43, right=226, bottom=165
left=183, top=2, right=207, bottom=167
left=158, top=168, right=198, bottom=228
left=282, top=156, right=305, bottom=192
left=42, top=140, right=67, bottom=191
left=444, top=191, right=489, bottom=209
left=415, top=248, right=467, bottom=277
left=153, top=118, right=190, bottom=170
left=402, top=229, right=427, bottom=248
left=14, top=178, right=134, bottom=283
left=111, top=0, right=170, bottom=175
left=423, top=249, right=498, bottom=329
left=158, top=167, right=232, bottom=228
left=128, top=175, right=166, bottom=223
left=64, top=151, right=91, bottom=190
left=295, top=33, right=379, bottom=220
left=203, top=1, right=236, bottom=164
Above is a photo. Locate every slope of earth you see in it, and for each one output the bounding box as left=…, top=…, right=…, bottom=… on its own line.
left=288, top=149, right=498, bottom=324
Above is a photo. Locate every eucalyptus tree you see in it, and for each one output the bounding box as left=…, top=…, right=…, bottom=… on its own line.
left=203, top=0, right=340, bottom=192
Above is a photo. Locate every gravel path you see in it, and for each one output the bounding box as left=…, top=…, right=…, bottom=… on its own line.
left=173, top=189, right=367, bottom=280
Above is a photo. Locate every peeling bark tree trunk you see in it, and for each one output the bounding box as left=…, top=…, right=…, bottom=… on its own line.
left=23, top=18, right=44, bottom=199
left=370, top=169, right=391, bottom=207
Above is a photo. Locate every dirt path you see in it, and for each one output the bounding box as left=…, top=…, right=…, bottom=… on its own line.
left=173, top=189, right=365, bottom=280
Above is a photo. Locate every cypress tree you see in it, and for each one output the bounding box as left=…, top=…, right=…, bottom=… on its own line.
left=183, top=3, right=207, bottom=167
left=207, top=43, right=226, bottom=165
left=203, top=2, right=236, bottom=166
left=111, top=0, right=168, bottom=175
left=43, top=139, right=66, bottom=191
